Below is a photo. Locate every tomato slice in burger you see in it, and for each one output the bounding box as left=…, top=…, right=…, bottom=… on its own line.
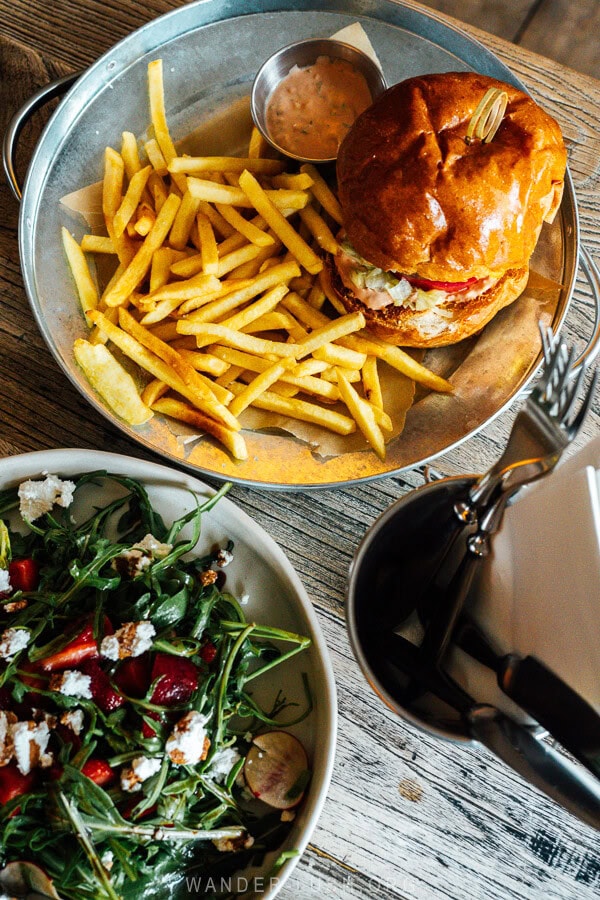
left=403, top=274, right=479, bottom=293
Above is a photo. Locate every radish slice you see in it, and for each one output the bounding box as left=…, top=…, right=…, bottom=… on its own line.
left=243, top=730, right=310, bottom=809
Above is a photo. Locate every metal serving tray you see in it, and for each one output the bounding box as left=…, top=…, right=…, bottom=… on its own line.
left=15, top=0, right=580, bottom=488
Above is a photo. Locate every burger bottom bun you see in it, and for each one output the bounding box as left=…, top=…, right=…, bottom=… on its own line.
left=330, top=262, right=530, bottom=348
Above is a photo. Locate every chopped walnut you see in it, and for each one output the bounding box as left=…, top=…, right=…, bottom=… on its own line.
left=3, top=600, right=28, bottom=614
left=199, top=569, right=218, bottom=587
left=0, top=710, right=17, bottom=766
left=280, top=809, right=296, bottom=822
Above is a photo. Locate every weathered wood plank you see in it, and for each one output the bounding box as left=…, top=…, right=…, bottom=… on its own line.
left=417, top=0, right=534, bottom=42
left=518, top=0, right=600, bottom=78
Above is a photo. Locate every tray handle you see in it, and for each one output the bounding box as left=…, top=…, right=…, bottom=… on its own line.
left=2, top=71, right=81, bottom=202
left=576, top=245, right=600, bottom=371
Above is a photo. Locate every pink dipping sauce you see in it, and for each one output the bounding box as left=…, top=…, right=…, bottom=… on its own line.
left=265, top=55, right=373, bottom=160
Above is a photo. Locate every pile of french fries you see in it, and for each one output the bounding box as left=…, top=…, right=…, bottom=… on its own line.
left=63, top=58, right=452, bottom=463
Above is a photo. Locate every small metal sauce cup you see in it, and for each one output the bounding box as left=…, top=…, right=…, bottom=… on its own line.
left=251, top=38, right=387, bottom=165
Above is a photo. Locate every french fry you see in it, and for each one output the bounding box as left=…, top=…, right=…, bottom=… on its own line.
left=228, top=382, right=355, bottom=435
left=73, top=338, right=152, bottom=425
left=188, top=178, right=309, bottom=211
left=147, top=59, right=188, bottom=193
left=144, top=138, right=169, bottom=176
left=151, top=396, right=247, bottom=461
left=238, top=170, right=323, bottom=275
left=215, top=203, right=275, bottom=248
left=196, top=211, right=219, bottom=275
left=297, top=205, right=339, bottom=255
left=61, top=227, right=99, bottom=316
left=169, top=191, right=201, bottom=250
left=176, top=348, right=229, bottom=377
left=102, top=192, right=181, bottom=307
left=228, top=359, right=294, bottom=416
left=184, top=324, right=300, bottom=358
left=141, top=378, right=169, bottom=407
left=80, top=235, right=115, bottom=254
left=169, top=156, right=285, bottom=176
left=112, top=165, right=153, bottom=238
left=271, top=173, right=314, bottom=191
left=121, top=131, right=143, bottom=179
left=300, top=163, right=344, bottom=225
left=248, top=126, right=272, bottom=159
left=295, top=311, right=366, bottom=359
left=149, top=247, right=183, bottom=293
left=336, top=369, right=385, bottom=460
left=362, top=355, right=383, bottom=409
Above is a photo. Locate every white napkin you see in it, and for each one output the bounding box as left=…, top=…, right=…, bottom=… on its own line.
left=451, top=436, right=600, bottom=719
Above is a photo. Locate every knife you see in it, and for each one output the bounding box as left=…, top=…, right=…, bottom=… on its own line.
left=454, top=614, right=600, bottom=778
left=384, top=632, right=600, bottom=830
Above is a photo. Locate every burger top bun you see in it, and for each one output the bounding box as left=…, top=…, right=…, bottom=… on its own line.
left=336, top=71, right=567, bottom=283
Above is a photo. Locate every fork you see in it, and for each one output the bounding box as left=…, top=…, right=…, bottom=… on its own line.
left=456, top=323, right=598, bottom=520
left=417, top=328, right=598, bottom=665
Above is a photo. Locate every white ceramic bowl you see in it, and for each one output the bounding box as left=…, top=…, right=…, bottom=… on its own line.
left=0, top=448, right=337, bottom=899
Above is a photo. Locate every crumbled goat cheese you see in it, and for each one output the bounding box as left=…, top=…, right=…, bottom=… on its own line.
left=207, top=746, right=241, bottom=783
left=0, top=627, right=30, bottom=659
left=215, top=548, right=233, bottom=567
left=112, top=534, right=172, bottom=578
left=100, top=620, right=156, bottom=660
left=133, top=534, right=172, bottom=558
left=120, top=755, right=162, bottom=792
left=12, top=720, right=53, bottom=775
left=0, top=710, right=17, bottom=765
left=101, top=850, right=114, bottom=872
left=239, top=593, right=250, bottom=606
left=0, top=569, right=12, bottom=595
left=60, top=708, right=84, bottom=736
left=18, top=474, right=75, bottom=522
left=166, top=711, right=210, bottom=766
left=49, top=669, right=93, bottom=699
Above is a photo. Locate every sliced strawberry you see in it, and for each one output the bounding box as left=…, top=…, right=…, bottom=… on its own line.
left=199, top=641, right=217, bottom=665
left=81, top=757, right=116, bottom=787
left=0, top=762, right=37, bottom=805
left=141, top=711, right=162, bottom=739
left=113, top=654, right=151, bottom=698
left=150, top=653, right=199, bottom=707
left=39, top=617, right=113, bottom=672
left=8, top=558, right=40, bottom=592
left=79, top=658, right=125, bottom=713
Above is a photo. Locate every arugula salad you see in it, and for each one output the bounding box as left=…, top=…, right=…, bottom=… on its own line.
left=0, top=471, right=312, bottom=899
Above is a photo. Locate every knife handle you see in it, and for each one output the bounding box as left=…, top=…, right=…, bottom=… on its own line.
left=501, top=655, right=600, bottom=777
left=468, top=704, right=600, bottom=831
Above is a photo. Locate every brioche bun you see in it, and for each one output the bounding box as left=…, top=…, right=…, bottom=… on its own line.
left=333, top=71, right=566, bottom=346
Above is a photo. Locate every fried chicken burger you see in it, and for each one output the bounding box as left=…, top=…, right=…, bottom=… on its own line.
left=332, top=71, right=567, bottom=347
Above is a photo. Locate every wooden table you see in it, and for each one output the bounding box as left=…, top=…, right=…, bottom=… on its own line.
left=1, top=2, right=599, bottom=898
